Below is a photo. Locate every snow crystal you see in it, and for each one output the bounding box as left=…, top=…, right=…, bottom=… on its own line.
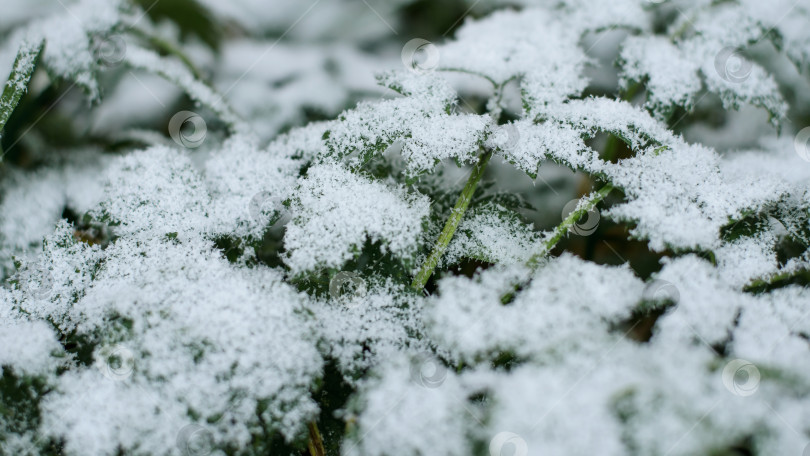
left=205, top=135, right=301, bottom=238
left=310, top=280, right=432, bottom=384
left=0, top=305, right=61, bottom=375
left=36, top=233, right=323, bottom=454
left=428, top=254, right=644, bottom=363
left=284, top=163, right=430, bottom=273
left=444, top=202, right=541, bottom=265
left=439, top=8, right=589, bottom=112
left=619, top=36, right=702, bottom=117
left=92, top=146, right=210, bottom=239
left=494, top=118, right=592, bottom=175
left=325, top=72, right=488, bottom=175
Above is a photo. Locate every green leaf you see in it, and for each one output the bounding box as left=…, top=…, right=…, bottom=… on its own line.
left=0, top=40, right=44, bottom=151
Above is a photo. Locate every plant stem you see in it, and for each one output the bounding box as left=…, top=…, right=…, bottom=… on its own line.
left=130, top=27, right=207, bottom=81
left=307, top=421, right=326, bottom=456
left=525, top=183, right=615, bottom=270
left=411, top=149, right=493, bottom=291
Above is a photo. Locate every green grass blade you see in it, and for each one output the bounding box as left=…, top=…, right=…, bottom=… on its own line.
left=0, top=40, right=44, bottom=143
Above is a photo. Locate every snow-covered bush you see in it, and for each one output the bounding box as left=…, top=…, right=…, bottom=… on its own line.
left=1, top=0, right=809, bottom=455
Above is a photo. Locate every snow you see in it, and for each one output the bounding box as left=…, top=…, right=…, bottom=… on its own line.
left=325, top=72, right=489, bottom=176
left=428, top=254, right=644, bottom=363
left=1, top=0, right=809, bottom=455
left=445, top=202, right=542, bottom=265
left=439, top=8, right=590, bottom=112
left=619, top=36, right=702, bottom=117
left=284, top=163, right=430, bottom=273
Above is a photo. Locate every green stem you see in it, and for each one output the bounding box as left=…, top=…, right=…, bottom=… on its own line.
left=130, top=27, right=206, bottom=81
left=411, top=150, right=493, bottom=291
left=525, top=183, right=615, bottom=270
left=307, top=421, right=326, bottom=456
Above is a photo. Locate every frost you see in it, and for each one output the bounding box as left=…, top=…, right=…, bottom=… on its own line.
left=310, top=280, right=431, bottom=384
left=603, top=141, right=786, bottom=251
left=444, top=202, right=541, bottom=266
left=28, top=233, right=322, bottom=454
left=493, top=119, right=590, bottom=175
left=22, top=0, right=125, bottom=99
left=284, top=163, right=430, bottom=273
left=0, top=313, right=62, bottom=376
left=734, top=286, right=810, bottom=377
left=325, top=72, right=488, bottom=176
left=0, top=39, right=41, bottom=137
left=440, top=9, right=589, bottom=111
left=0, top=152, right=107, bottom=266
left=345, top=356, right=474, bottom=456
left=205, top=136, right=302, bottom=238
left=619, top=36, right=702, bottom=117
left=543, top=97, right=676, bottom=151
left=1, top=1, right=809, bottom=455
left=428, top=254, right=643, bottom=363
left=92, top=146, right=210, bottom=239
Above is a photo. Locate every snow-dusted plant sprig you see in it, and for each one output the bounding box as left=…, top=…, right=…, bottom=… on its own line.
left=1, top=1, right=810, bottom=456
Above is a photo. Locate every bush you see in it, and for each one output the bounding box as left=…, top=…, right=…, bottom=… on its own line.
left=1, top=0, right=809, bottom=455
